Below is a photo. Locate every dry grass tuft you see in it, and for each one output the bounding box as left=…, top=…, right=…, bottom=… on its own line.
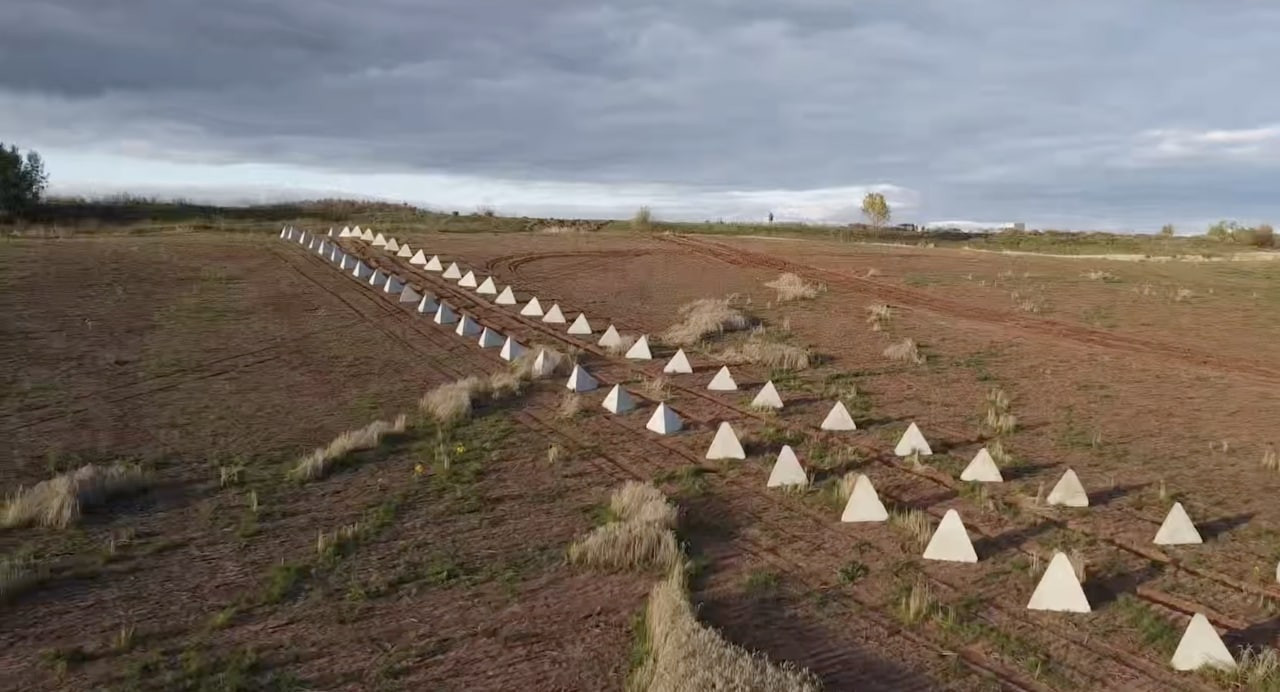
left=1262, top=445, right=1279, bottom=472
left=866, top=303, right=892, bottom=332
left=569, top=481, right=680, bottom=573
left=0, top=556, right=44, bottom=601
left=763, top=273, right=822, bottom=302
left=1067, top=548, right=1087, bottom=583
left=889, top=508, right=932, bottom=548
left=611, top=481, right=679, bottom=528
left=983, top=387, right=1016, bottom=436
left=511, top=344, right=570, bottom=380
left=836, top=472, right=859, bottom=502
left=606, top=334, right=639, bottom=356
left=897, top=581, right=934, bottom=625
left=883, top=338, right=924, bottom=365
left=420, top=377, right=490, bottom=426
left=641, top=376, right=670, bottom=401
left=289, top=415, right=408, bottom=482
left=1224, top=646, right=1280, bottom=689
left=1082, top=269, right=1118, bottom=282
left=720, top=338, right=813, bottom=371
left=661, top=297, right=750, bottom=346
left=2, top=463, right=149, bottom=529
left=558, top=393, right=582, bottom=419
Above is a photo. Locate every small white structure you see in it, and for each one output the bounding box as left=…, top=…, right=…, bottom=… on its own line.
left=922, top=509, right=978, bottom=563
left=1154, top=502, right=1203, bottom=546
left=458, top=270, right=478, bottom=288
left=625, top=335, right=652, bottom=360
left=443, top=262, right=462, bottom=279
left=352, top=225, right=362, bottom=236
left=338, top=226, right=349, bottom=238
left=425, top=255, right=444, bottom=271
left=961, top=448, right=1003, bottom=483
left=279, top=226, right=288, bottom=239
left=409, top=250, right=428, bottom=265
left=396, top=244, right=413, bottom=258
left=750, top=381, right=784, bottom=410
left=475, top=277, right=497, bottom=294
left=646, top=403, right=683, bottom=435
left=353, top=261, right=372, bottom=280
left=531, top=349, right=557, bottom=378
left=602, top=385, right=636, bottom=414
left=495, top=286, right=517, bottom=305
left=598, top=325, right=622, bottom=348
left=369, top=269, right=389, bottom=290
left=841, top=474, right=888, bottom=523
left=372, top=232, right=388, bottom=247
left=707, top=366, right=738, bottom=391
left=894, top=423, right=933, bottom=457
left=1027, top=552, right=1091, bottom=613
left=664, top=349, right=693, bottom=375
left=567, top=314, right=593, bottom=335
left=361, top=228, right=374, bottom=241
left=433, top=303, right=458, bottom=325
left=316, top=240, right=329, bottom=255
left=766, top=446, right=807, bottom=488
left=477, top=327, right=504, bottom=348
left=383, top=275, right=405, bottom=294
left=705, top=422, right=746, bottom=460
left=1046, top=469, right=1089, bottom=508
left=416, top=294, right=439, bottom=314
left=455, top=314, right=482, bottom=337
left=565, top=364, right=599, bottom=393
left=1171, top=613, right=1236, bottom=672
left=339, top=255, right=355, bottom=271
left=327, top=227, right=334, bottom=237
left=399, top=286, right=422, bottom=304
left=542, top=303, right=566, bottom=323
left=520, top=297, right=544, bottom=317
left=500, top=337, right=526, bottom=362
left=820, top=401, right=857, bottom=431
left=385, top=237, right=400, bottom=252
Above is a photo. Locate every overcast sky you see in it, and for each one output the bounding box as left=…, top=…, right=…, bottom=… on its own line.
left=2, top=1, right=1279, bottom=231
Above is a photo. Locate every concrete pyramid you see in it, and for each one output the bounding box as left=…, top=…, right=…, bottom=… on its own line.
left=384, top=275, right=405, bottom=294
left=443, top=262, right=462, bottom=279
left=385, top=237, right=400, bottom=252
left=602, top=385, right=636, bottom=414
left=458, top=270, right=478, bottom=288
left=409, top=249, right=428, bottom=265
left=399, top=286, right=422, bottom=304
left=316, top=240, right=328, bottom=255
left=1027, top=552, right=1091, bottom=613
left=961, top=448, right=1003, bottom=483
left=625, top=335, right=653, bottom=360
left=305, top=235, right=315, bottom=248
left=646, top=403, right=683, bottom=435
left=767, top=446, right=807, bottom=488
left=361, top=228, right=374, bottom=241
left=339, top=226, right=351, bottom=237
left=372, top=232, right=388, bottom=247
left=820, top=401, right=857, bottom=431
left=567, top=313, right=592, bottom=335
left=433, top=303, right=458, bottom=325
left=340, top=255, right=355, bottom=271
left=352, top=225, right=362, bottom=236
left=416, top=294, right=439, bottom=314
left=425, top=255, right=443, bottom=271
left=598, top=325, right=622, bottom=347
left=531, top=349, right=556, bottom=378
left=751, top=381, right=784, bottom=410
left=328, top=227, right=335, bottom=237
left=478, top=327, right=504, bottom=348
left=565, top=364, right=598, bottom=393
left=841, top=474, right=889, bottom=522
left=353, top=261, right=372, bottom=280
left=707, top=366, right=738, bottom=391
left=500, top=336, right=525, bottom=361
left=298, top=232, right=307, bottom=245
left=1154, top=502, right=1203, bottom=546
left=476, top=277, right=497, bottom=294
left=280, top=226, right=288, bottom=238
left=520, top=297, right=544, bottom=317
left=1046, top=469, right=1089, bottom=508
left=705, top=422, right=746, bottom=460
left=495, top=286, right=517, bottom=305
left=894, top=422, right=933, bottom=457
left=455, top=314, right=481, bottom=337
left=1171, top=613, right=1235, bottom=672
left=542, top=303, right=566, bottom=323
left=369, top=269, right=389, bottom=290
left=663, top=349, right=693, bottom=374
left=396, top=244, right=413, bottom=258
left=923, top=509, right=978, bottom=563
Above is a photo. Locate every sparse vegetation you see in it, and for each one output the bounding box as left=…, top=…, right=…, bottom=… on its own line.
left=288, top=414, right=407, bottom=482
left=558, top=393, right=582, bottom=419
left=633, top=206, right=653, bottom=232
left=866, top=303, right=892, bottom=332
left=0, top=555, right=45, bottom=601
left=606, top=334, right=639, bottom=356
left=889, top=508, right=932, bottom=548
left=2, top=463, right=149, bottom=529
left=1262, top=445, right=1279, bottom=472
left=897, top=581, right=934, bottom=625
left=983, top=387, right=1017, bottom=436
left=763, top=273, right=822, bottom=302
left=883, top=337, right=924, bottom=365
left=641, top=376, right=670, bottom=401
left=661, top=297, right=751, bottom=346
left=719, top=335, right=813, bottom=371
left=568, top=482, right=680, bottom=572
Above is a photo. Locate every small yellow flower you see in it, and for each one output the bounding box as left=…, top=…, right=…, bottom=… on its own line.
left=454, top=444, right=466, bottom=454
left=413, top=463, right=425, bottom=476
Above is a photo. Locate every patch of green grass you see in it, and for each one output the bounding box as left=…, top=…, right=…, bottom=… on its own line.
left=123, top=644, right=303, bottom=691
left=260, top=563, right=309, bottom=605
left=836, top=560, right=869, bottom=584
left=653, top=466, right=710, bottom=498
left=904, top=274, right=939, bottom=287
left=625, top=607, right=651, bottom=689
left=743, top=569, right=781, bottom=595
left=1114, top=594, right=1181, bottom=655
left=207, top=606, right=238, bottom=631
left=755, top=422, right=806, bottom=448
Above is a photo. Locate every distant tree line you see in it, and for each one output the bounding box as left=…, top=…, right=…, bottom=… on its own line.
left=0, top=142, right=48, bottom=220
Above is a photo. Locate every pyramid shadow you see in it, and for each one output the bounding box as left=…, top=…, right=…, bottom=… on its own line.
left=1223, top=615, right=1280, bottom=651
left=1086, top=561, right=1166, bottom=608
left=856, top=415, right=907, bottom=428
left=972, top=520, right=1056, bottom=559
left=1087, top=482, right=1148, bottom=507
left=930, top=436, right=984, bottom=455
left=1001, top=461, right=1058, bottom=482
left=911, top=489, right=960, bottom=510
left=1198, top=512, right=1255, bottom=541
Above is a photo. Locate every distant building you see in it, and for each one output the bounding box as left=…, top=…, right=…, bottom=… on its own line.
left=894, top=223, right=919, bottom=232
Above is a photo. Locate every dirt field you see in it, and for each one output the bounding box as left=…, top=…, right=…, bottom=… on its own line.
left=2, top=226, right=1279, bottom=690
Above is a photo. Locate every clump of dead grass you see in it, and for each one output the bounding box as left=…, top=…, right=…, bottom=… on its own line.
left=1261, top=445, right=1278, bottom=472
left=2, top=463, right=149, bottom=529
left=642, top=376, right=670, bottom=401
left=289, top=415, right=408, bottom=482
left=889, top=507, right=932, bottom=548
left=558, top=393, right=582, bottom=419
left=763, top=273, right=822, bottom=302
left=719, top=337, right=813, bottom=371
left=883, top=338, right=924, bottom=365
left=511, top=343, right=571, bottom=380
left=866, top=303, right=892, bottom=332
left=606, top=334, right=638, bottom=356
left=896, top=581, right=934, bottom=625
left=568, top=481, right=680, bottom=572
left=983, top=387, right=1016, bottom=436
left=420, top=345, right=571, bottom=426
left=420, top=376, right=490, bottom=426
left=1082, top=269, right=1118, bottom=282
left=661, top=297, right=751, bottom=346
left=0, top=555, right=45, bottom=601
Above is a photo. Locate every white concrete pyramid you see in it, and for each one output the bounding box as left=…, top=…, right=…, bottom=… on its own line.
left=372, top=232, right=388, bottom=247
left=316, top=240, right=328, bottom=255
left=280, top=227, right=288, bottom=239
left=458, top=270, right=478, bottom=288
left=602, top=385, right=636, bottom=414
left=705, top=422, right=746, bottom=460
left=894, top=422, right=933, bottom=457
left=961, top=448, right=1003, bottom=483
left=820, top=401, right=857, bottom=431
left=433, top=303, right=458, bottom=325
left=328, top=228, right=334, bottom=237
left=352, top=225, right=362, bottom=236
left=339, top=226, right=351, bottom=237
left=385, top=237, right=400, bottom=252
left=567, top=313, right=592, bottom=335
left=1154, top=502, right=1203, bottom=546
left=399, top=286, right=422, bottom=304
left=304, top=235, right=314, bottom=248
left=646, top=403, right=683, bottom=435
left=598, top=325, right=622, bottom=347
left=353, top=261, right=372, bottom=280
left=409, top=249, right=428, bottom=265
left=443, top=262, right=462, bottom=279
left=1027, top=552, right=1091, bottom=613
left=1171, top=613, right=1235, bottom=672
left=766, top=446, right=807, bottom=488
left=751, top=381, right=784, bottom=410
left=361, top=228, right=374, bottom=241
left=542, top=303, right=566, bottom=323
left=340, top=255, right=355, bottom=271
left=384, top=275, right=405, bottom=294
left=922, top=509, right=978, bottom=563
left=1046, top=469, right=1089, bottom=508
left=664, top=349, right=693, bottom=374
left=455, top=314, right=481, bottom=337
left=520, top=297, right=544, bottom=317
left=476, top=277, right=497, bottom=294
left=840, top=474, right=889, bottom=522
left=707, top=366, right=738, bottom=391
left=499, top=337, right=525, bottom=362
left=625, top=335, right=653, bottom=360
left=565, top=364, right=598, bottom=393
left=531, top=349, right=556, bottom=378
left=495, top=286, right=517, bottom=305
left=478, top=327, right=504, bottom=348
left=396, top=244, right=413, bottom=258
left=369, top=269, right=389, bottom=290
left=425, top=255, right=444, bottom=271
left=416, top=294, right=438, bottom=314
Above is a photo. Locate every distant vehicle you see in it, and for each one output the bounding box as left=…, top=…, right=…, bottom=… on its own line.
left=894, top=223, right=919, bottom=232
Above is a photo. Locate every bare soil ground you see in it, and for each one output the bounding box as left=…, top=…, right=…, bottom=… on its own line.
left=2, top=226, right=1278, bottom=690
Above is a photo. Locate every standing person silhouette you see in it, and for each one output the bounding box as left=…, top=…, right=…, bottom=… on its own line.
left=768, top=212, right=774, bottom=223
